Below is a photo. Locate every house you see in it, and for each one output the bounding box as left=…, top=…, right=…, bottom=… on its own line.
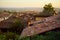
left=0, top=12, right=10, bottom=21
left=0, top=15, right=18, bottom=32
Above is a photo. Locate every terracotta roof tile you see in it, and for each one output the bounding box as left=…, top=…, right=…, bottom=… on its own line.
left=20, top=14, right=60, bottom=37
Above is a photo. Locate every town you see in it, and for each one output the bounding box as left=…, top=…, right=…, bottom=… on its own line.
left=0, top=3, right=60, bottom=40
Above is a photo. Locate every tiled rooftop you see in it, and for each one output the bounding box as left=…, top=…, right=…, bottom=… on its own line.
left=20, top=14, right=60, bottom=37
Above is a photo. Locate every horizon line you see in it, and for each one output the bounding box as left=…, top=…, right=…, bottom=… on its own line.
left=0, top=7, right=60, bottom=8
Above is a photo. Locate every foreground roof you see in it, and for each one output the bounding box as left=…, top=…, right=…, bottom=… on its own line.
left=20, top=14, right=60, bottom=37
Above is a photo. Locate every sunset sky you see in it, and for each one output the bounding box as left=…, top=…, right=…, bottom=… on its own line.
left=0, top=0, right=60, bottom=8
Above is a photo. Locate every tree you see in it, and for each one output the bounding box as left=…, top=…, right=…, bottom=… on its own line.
left=42, top=3, right=55, bottom=16
left=9, top=18, right=25, bottom=34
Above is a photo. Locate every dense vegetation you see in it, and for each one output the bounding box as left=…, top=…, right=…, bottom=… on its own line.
left=20, top=29, right=60, bottom=40
left=35, top=3, right=56, bottom=17
left=0, top=29, right=60, bottom=40
left=42, top=3, right=55, bottom=16
left=0, top=32, right=19, bottom=40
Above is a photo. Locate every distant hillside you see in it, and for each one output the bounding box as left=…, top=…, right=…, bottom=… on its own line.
left=0, top=7, right=43, bottom=12
left=0, top=7, right=60, bottom=12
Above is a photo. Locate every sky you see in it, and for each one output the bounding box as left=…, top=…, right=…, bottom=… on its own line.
left=0, top=0, right=60, bottom=8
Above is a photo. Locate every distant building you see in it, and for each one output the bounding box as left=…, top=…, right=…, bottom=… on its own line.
left=0, top=11, right=10, bottom=21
